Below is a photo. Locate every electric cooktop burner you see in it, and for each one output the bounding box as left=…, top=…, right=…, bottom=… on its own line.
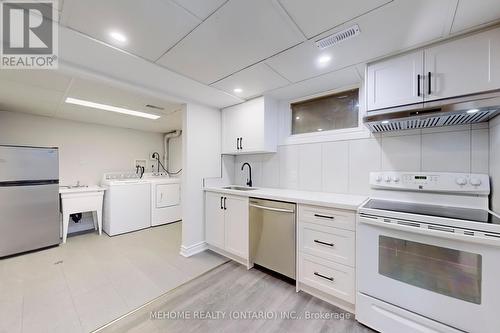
left=364, top=199, right=500, bottom=225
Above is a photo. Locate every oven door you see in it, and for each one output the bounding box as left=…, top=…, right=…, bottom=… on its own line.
left=357, top=214, right=500, bottom=333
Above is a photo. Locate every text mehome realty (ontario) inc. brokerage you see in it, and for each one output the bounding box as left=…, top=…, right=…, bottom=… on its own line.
left=150, top=310, right=352, bottom=321
left=1, top=0, right=58, bottom=69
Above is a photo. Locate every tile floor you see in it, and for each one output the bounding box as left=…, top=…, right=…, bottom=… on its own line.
left=0, top=222, right=228, bottom=333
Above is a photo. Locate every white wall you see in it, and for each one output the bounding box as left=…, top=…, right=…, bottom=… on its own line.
left=0, top=111, right=169, bottom=185
left=181, top=103, right=221, bottom=256
left=490, top=116, right=500, bottom=212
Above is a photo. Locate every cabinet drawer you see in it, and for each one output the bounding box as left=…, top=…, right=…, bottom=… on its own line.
left=299, top=253, right=355, bottom=304
left=298, top=205, right=355, bottom=231
left=300, top=223, right=355, bottom=267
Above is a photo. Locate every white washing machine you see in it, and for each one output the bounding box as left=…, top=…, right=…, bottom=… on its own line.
left=144, top=173, right=181, bottom=226
left=101, top=172, right=151, bottom=236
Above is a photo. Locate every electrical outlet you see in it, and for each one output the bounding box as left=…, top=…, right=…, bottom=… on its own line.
left=149, top=151, right=158, bottom=161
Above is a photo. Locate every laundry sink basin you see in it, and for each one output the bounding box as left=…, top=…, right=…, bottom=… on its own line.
left=222, top=186, right=257, bottom=191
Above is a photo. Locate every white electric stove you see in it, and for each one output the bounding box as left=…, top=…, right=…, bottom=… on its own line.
left=356, top=171, right=500, bottom=333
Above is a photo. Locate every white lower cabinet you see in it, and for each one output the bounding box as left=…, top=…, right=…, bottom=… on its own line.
left=297, top=204, right=357, bottom=312
left=205, top=192, right=249, bottom=262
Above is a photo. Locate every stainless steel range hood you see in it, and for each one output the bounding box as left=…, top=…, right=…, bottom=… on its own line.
left=363, top=90, right=500, bottom=133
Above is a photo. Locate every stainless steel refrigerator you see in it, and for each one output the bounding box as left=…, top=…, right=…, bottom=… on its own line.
left=0, top=145, right=60, bottom=257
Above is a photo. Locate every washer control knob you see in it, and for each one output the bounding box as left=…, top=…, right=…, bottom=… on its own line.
left=392, top=176, right=400, bottom=183
left=470, top=178, right=482, bottom=186
left=375, top=175, right=382, bottom=182
left=384, top=176, right=392, bottom=183
left=456, top=177, right=467, bottom=186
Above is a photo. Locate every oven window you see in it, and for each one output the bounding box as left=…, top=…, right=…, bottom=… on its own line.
left=379, top=236, right=482, bottom=304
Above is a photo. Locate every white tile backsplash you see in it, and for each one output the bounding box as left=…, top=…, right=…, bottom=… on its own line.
left=234, top=126, right=490, bottom=196
left=422, top=130, right=471, bottom=172
left=381, top=134, right=421, bottom=171
left=471, top=129, right=489, bottom=174
left=298, top=144, right=322, bottom=191
left=349, top=138, right=382, bottom=195
left=322, top=141, right=349, bottom=193
left=279, top=145, right=299, bottom=189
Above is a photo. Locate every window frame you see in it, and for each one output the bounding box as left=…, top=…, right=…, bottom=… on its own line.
left=284, top=84, right=371, bottom=145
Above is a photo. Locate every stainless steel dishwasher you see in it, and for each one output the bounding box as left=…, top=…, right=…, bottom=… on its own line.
left=249, top=198, right=296, bottom=279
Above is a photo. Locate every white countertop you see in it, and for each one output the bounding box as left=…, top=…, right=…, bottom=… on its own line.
left=59, top=185, right=106, bottom=194
left=204, top=186, right=368, bottom=211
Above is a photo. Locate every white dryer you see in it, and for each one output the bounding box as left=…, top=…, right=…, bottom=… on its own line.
left=144, top=173, right=181, bottom=226
left=101, top=172, right=151, bottom=236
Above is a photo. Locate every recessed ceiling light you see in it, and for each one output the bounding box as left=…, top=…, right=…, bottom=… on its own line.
left=381, top=120, right=390, bottom=124
left=65, top=97, right=160, bottom=120
left=110, top=31, right=127, bottom=43
left=317, top=128, right=323, bottom=131
left=233, top=88, right=243, bottom=93
left=295, top=116, right=300, bottom=120
left=318, top=55, right=331, bottom=64
left=466, top=109, right=479, bottom=114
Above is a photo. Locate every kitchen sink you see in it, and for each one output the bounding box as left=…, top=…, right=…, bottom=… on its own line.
left=222, top=186, right=257, bottom=191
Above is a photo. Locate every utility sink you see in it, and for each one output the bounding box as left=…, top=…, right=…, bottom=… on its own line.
left=222, top=186, right=257, bottom=191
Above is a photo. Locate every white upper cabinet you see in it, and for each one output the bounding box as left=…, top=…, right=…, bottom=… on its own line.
left=425, top=27, right=500, bottom=101
left=222, top=96, right=278, bottom=155
left=367, top=50, right=424, bottom=111
left=366, top=27, right=500, bottom=111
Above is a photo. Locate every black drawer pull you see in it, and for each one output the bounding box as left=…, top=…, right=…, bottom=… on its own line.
left=314, top=272, right=334, bottom=282
left=314, top=239, right=334, bottom=247
left=314, top=214, right=334, bottom=220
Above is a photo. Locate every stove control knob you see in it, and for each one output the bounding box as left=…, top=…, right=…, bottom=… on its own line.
left=455, top=177, right=467, bottom=186
left=375, top=175, right=382, bottom=182
left=384, top=176, right=392, bottom=183
left=470, top=178, right=482, bottom=186
left=392, top=176, right=400, bottom=183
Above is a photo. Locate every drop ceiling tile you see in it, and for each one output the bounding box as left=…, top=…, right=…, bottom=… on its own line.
left=0, top=80, right=65, bottom=117
left=61, top=0, right=200, bottom=61
left=57, top=104, right=182, bottom=133
left=451, top=0, right=500, bottom=33
left=171, top=0, right=227, bottom=20
left=267, top=66, right=360, bottom=101
left=278, top=0, right=391, bottom=38
left=266, top=0, right=457, bottom=83
left=211, top=63, right=290, bottom=99
left=0, top=69, right=72, bottom=92
left=63, top=78, right=182, bottom=117
left=157, top=0, right=304, bottom=84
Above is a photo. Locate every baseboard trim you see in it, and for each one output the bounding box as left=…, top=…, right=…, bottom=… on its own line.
left=180, top=241, right=208, bottom=257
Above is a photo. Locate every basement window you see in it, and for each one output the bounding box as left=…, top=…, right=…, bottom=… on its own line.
left=291, top=88, right=359, bottom=135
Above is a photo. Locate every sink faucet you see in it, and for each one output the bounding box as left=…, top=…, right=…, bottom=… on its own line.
left=241, top=162, right=252, bottom=187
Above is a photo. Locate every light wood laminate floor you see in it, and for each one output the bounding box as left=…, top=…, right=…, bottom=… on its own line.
left=99, top=261, right=374, bottom=333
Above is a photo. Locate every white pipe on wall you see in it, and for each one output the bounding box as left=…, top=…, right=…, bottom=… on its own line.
left=164, top=130, right=182, bottom=171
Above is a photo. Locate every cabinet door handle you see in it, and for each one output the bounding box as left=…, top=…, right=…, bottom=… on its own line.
left=314, top=214, right=334, bottom=220
left=417, top=74, right=421, bottom=97
left=223, top=197, right=227, bottom=210
left=240, top=137, right=243, bottom=150
left=236, top=138, right=240, bottom=150
left=314, top=239, right=334, bottom=247
left=428, top=71, right=432, bottom=95
left=314, top=272, right=334, bottom=282
left=220, top=196, right=223, bottom=209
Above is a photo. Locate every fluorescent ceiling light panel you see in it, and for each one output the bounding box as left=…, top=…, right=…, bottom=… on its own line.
left=65, top=97, right=161, bottom=120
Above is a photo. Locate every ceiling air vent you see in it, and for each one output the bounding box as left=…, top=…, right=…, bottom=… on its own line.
left=315, top=24, right=361, bottom=50
left=145, top=104, right=165, bottom=111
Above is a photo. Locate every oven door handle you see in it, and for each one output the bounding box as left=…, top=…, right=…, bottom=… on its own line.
left=359, top=216, right=500, bottom=247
